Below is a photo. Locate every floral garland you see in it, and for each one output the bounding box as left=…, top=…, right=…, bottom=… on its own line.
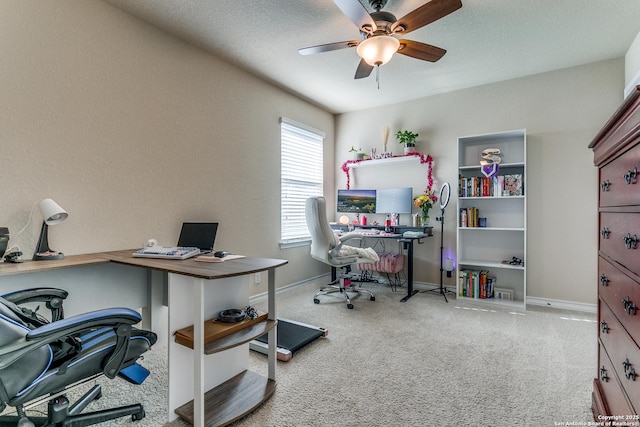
left=341, top=152, right=433, bottom=190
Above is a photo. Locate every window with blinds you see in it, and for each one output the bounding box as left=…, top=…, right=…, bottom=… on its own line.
left=280, top=118, right=324, bottom=248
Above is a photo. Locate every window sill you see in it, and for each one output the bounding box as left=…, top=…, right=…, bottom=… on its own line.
left=279, top=240, right=311, bottom=250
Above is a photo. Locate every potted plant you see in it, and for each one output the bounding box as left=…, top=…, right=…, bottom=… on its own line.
left=349, top=146, right=368, bottom=160
left=396, top=130, right=418, bottom=155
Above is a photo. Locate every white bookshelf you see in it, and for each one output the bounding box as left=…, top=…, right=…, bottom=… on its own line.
left=456, top=129, right=527, bottom=309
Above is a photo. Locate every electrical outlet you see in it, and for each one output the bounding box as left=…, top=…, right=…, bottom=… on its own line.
left=254, top=272, right=261, bottom=284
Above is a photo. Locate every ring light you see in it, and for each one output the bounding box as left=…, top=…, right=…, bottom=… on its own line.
left=439, top=182, right=450, bottom=210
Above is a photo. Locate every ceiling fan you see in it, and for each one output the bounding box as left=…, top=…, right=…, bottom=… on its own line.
left=299, top=0, right=462, bottom=79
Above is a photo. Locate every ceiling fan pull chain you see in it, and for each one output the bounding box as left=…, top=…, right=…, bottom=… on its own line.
left=376, top=64, right=380, bottom=89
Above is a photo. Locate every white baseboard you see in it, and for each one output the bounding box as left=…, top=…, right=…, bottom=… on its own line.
left=249, top=274, right=328, bottom=304
left=526, top=296, right=597, bottom=313
left=252, top=276, right=597, bottom=314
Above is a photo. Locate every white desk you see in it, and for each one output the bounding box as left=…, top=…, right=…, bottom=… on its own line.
left=0, top=251, right=288, bottom=427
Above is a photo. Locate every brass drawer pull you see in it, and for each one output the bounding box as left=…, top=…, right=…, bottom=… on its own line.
left=601, top=180, right=611, bottom=192
left=599, top=274, right=609, bottom=286
left=624, top=167, right=638, bottom=185
left=623, top=233, right=638, bottom=249
left=600, top=366, right=609, bottom=382
left=600, top=227, right=610, bottom=238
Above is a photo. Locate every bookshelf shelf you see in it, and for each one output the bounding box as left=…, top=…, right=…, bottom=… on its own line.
left=459, top=227, right=525, bottom=232
left=457, top=259, right=525, bottom=270
left=456, top=129, right=527, bottom=308
left=458, top=162, right=525, bottom=171
left=459, top=195, right=525, bottom=200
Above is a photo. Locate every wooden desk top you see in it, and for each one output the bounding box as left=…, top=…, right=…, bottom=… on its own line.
left=0, top=253, right=109, bottom=277
left=0, top=250, right=288, bottom=280
left=100, top=249, right=288, bottom=280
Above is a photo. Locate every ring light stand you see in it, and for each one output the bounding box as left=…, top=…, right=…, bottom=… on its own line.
left=424, top=182, right=455, bottom=302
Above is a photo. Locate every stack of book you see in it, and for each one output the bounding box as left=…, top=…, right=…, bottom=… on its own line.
left=459, top=207, right=479, bottom=227
left=459, top=174, right=523, bottom=197
left=459, top=269, right=496, bottom=299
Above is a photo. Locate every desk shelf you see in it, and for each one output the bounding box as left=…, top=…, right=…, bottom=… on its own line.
left=174, top=370, right=276, bottom=427
left=175, top=319, right=277, bottom=354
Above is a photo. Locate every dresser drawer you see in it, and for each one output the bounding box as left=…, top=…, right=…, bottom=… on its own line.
left=598, top=342, right=636, bottom=416
left=600, top=299, right=640, bottom=412
left=599, top=142, right=640, bottom=207
left=600, top=212, right=640, bottom=277
left=599, top=258, right=640, bottom=346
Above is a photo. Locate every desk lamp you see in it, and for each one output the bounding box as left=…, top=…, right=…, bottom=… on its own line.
left=33, top=198, right=68, bottom=261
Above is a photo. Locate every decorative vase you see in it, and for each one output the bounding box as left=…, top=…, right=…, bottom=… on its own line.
left=420, top=209, right=430, bottom=227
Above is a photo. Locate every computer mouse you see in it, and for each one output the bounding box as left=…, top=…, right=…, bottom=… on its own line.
left=213, top=251, right=229, bottom=258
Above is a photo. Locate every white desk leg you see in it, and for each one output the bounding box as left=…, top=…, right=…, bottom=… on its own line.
left=193, top=278, right=205, bottom=427
left=267, top=268, right=276, bottom=380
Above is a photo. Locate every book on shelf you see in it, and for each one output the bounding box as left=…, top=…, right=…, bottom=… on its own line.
left=459, top=207, right=479, bottom=227
left=458, top=269, right=495, bottom=299
left=458, top=174, right=523, bottom=197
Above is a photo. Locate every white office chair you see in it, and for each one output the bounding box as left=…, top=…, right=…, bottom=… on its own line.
left=305, top=196, right=376, bottom=309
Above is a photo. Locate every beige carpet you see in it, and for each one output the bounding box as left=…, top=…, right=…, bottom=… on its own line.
left=18, top=280, right=598, bottom=426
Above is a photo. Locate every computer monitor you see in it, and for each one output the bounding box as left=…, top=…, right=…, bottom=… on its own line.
left=336, top=189, right=376, bottom=213
left=376, top=187, right=413, bottom=214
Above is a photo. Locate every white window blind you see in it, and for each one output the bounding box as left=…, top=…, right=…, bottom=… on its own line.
left=280, top=117, right=324, bottom=247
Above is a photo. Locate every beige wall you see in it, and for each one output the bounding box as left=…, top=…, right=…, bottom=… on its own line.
left=0, top=0, right=626, bottom=306
left=335, top=59, right=624, bottom=305
left=0, top=0, right=334, bottom=291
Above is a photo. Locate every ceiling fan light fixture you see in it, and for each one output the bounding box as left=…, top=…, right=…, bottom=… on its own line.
left=356, top=35, right=400, bottom=66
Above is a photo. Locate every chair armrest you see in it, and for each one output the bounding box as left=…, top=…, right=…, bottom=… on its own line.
left=26, top=307, right=141, bottom=339
left=2, top=287, right=69, bottom=304
left=2, top=287, right=68, bottom=321
left=0, top=308, right=142, bottom=375
left=337, top=233, right=363, bottom=243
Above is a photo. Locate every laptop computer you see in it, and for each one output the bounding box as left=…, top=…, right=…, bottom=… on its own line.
left=133, top=222, right=219, bottom=260
left=177, top=222, right=218, bottom=255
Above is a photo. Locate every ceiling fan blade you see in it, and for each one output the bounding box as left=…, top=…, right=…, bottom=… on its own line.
left=397, top=39, right=446, bottom=62
left=333, top=0, right=377, bottom=33
left=391, top=0, right=462, bottom=35
left=299, top=40, right=359, bottom=55
left=354, top=59, right=374, bottom=79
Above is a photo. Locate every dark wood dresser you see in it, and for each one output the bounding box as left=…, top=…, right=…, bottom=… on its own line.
left=589, top=85, right=640, bottom=419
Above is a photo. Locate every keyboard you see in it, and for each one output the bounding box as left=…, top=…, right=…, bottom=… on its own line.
left=350, top=229, right=381, bottom=236
left=132, top=246, right=201, bottom=260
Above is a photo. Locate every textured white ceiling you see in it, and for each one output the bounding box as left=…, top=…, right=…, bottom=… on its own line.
left=103, top=0, right=640, bottom=113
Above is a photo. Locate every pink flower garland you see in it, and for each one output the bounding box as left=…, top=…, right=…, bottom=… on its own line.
left=341, top=152, right=433, bottom=190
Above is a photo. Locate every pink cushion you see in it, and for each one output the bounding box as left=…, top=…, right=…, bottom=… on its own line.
left=358, top=253, right=404, bottom=273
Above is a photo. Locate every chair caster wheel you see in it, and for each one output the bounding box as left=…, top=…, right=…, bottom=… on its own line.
left=314, top=298, right=320, bottom=304
left=347, top=304, right=354, bottom=309
left=370, top=296, right=375, bottom=301
left=132, top=409, right=145, bottom=421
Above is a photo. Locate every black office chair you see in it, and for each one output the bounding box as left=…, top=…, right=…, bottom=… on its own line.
left=0, top=287, right=157, bottom=427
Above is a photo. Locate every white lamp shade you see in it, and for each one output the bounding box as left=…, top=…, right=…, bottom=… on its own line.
left=38, top=198, right=68, bottom=225
left=356, top=36, right=400, bottom=66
